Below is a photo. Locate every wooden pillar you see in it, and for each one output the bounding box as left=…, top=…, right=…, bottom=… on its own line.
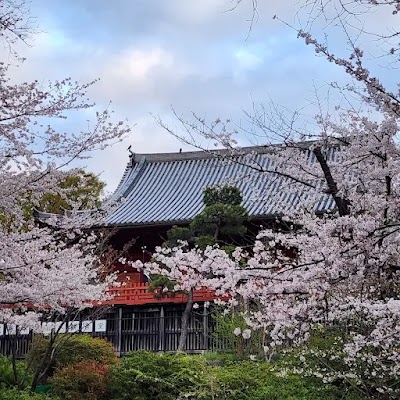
left=158, top=306, right=165, bottom=352
left=116, top=307, right=123, bottom=356
left=203, top=304, right=209, bottom=351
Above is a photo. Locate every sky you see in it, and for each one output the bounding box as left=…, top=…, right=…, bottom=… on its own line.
left=4, top=0, right=397, bottom=192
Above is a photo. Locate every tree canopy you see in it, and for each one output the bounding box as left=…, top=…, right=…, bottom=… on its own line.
left=0, top=0, right=130, bottom=330
left=36, top=170, right=105, bottom=214
left=151, top=1, right=400, bottom=397
left=165, top=185, right=248, bottom=249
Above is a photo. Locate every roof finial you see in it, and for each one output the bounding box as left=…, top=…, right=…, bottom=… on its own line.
left=127, top=145, right=135, bottom=164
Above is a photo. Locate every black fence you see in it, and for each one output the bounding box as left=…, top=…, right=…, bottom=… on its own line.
left=0, top=304, right=229, bottom=358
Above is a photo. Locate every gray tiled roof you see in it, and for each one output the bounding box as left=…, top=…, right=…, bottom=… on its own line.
left=107, top=146, right=335, bottom=227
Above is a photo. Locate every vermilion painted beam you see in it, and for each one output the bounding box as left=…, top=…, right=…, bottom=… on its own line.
left=104, top=283, right=217, bottom=306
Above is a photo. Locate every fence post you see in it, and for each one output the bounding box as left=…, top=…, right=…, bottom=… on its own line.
left=203, top=304, right=209, bottom=351
left=116, top=307, right=123, bottom=356
left=158, top=306, right=165, bottom=352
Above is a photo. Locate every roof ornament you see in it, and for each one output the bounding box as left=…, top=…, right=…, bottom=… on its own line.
left=127, top=145, right=135, bottom=165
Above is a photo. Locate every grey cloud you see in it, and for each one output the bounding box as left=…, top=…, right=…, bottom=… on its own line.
left=13, top=0, right=386, bottom=191
left=33, top=0, right=294, bottom=46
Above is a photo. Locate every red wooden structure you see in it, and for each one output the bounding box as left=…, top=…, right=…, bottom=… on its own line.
left=106, top=283, right=216, bottom=306
left=105, top=272, right=217, bottom=306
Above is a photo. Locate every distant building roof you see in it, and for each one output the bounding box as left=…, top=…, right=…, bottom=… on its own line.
left=107, top=146, right=335, bottom=227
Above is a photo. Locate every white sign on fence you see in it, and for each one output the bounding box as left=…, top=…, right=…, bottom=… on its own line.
left=81, top=320, right=93, bottom=333
left=6, top=324, right=16, bottom=335
left=19, top=327, right=30, bottom=335
left=95, top=320, right=107, bottom=332
left=41, top=322, right=55, bottom=335
left=67, top=321, right=80, bottom=333
left=55, top=321, right=66, bottom=333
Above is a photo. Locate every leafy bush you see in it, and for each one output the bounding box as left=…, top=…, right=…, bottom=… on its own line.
left=26, top=334, right=117, bottom=373
left=0, top=388, right=58, bottom=399
left=277, top=326, right=374, bottom=399
left=194, top=360, right=340, bottom=400
left=212, top=308, right=265, bottom=359
left=108, top=351, right=204, bottom=400
left=202, top=352, right=240, bottom=364
left=50, top=360, right=109, bottom=400
left=0, top=355, right=31, bottom=389
left=107, top=351, right=341, bottom=400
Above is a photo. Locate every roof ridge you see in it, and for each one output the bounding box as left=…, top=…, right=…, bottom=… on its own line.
left=129, top=145, right=272, bottom=164
left=127, top=140, right=320, bottom=164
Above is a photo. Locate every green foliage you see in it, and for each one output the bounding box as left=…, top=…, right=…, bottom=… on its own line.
left=197, top=361, right=329, bottom=400
left=194, top=234, right=216, bottom=250
left=162, top=186, right=248, bottom=252
left=202, top=352, right=241, bottom=364
left=163, top=225, right=192, bottom=248
left=0, top=388, right=59, bottom=399
left=212, top=308, right=265, bottom=359
left=162, top=186, right=248, bottom=250
left=148, top=275, right=177, bottom=297
left=3, top=350, right=365, bottom=400
left=108, top=351, right=204, bottom=400
left=107, top=351, right=340, bottom=400
left=37, top=170, right=105, bottom=214
left=191, top=186, right=248, bottom=248
left=191, top=204, right=248, bottom=240
left=203, top=186, right=243, bottom=206
left=0, top=356, right=31, bottom=389
left=277, top=326, right=383, bottom=399
left=50, top=360, right=110, bottom=400
left=1, top=169, right=105, bottom=229
left=26, top=334, right=117, bottom=374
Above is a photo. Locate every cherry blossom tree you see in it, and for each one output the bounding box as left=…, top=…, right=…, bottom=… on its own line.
left=153, top=0, right=400, bottom=397
left=0, top=0, right=132, bottom=391
left=0, top=0, right=130, bottom=330
left=136, top=186, right=248, bottom=352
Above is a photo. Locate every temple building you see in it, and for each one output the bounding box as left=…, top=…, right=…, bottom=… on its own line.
left=91, top=146, right=332, bottom=353
left=1, top=145, right=334, bottom=356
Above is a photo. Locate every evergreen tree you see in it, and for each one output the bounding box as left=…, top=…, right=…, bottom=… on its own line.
left=149, top=185, right=248, bottom=351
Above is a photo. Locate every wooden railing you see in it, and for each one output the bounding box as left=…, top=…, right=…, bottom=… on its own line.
left=104, top=283, right=217, bottom=306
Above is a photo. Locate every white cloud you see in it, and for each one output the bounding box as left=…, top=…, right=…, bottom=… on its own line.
left=234, top=48, right=263, bottom=70
left=11, top=0, right=394, bottom=192
left=91, top=46, right=193, bottom=105
left=109, top=48, right=174, bottom=82
left=86, top=114, right=192, bottom=193
left=232, top=45, right=264, bottom=85
left=168, top=0, right=226, bottom=24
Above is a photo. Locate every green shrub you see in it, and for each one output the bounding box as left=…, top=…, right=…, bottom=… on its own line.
left=202, top=351, right=240, bottom=364
left=212, top=308, right=265, bottom=359
left=50, top=360, right=109, bottom=400
left=193, top=360, right=339, bottom=400
left=0, top=355, right=31, bottom=389
left=199, top=362, right=260, bottom=400
left=26, top=334, right=117, bottom=373
left=108, top=351, right=204, bottom=400
left=0, top=387, right=58, bottom=399
left=107, top=351, right=340, bottom=400
left=277, top=327, right=371, bottom=400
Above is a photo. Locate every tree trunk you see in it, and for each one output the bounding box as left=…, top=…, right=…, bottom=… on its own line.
left=30, top=332, right=56, bottom=392
left=177, top=289, right=194, bottom=352
left=11, top=336, right=20, bottom=389
left=313, top=147, right=350, bottom=216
